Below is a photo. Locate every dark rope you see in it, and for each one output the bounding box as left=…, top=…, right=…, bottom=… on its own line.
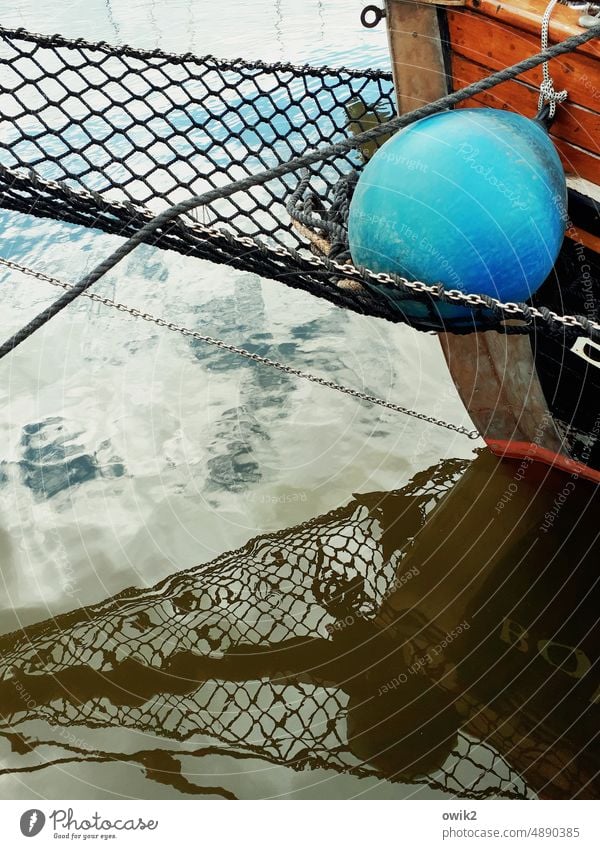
left=2, top=22, right=600, bottom=360
left=286, top=168, right=356, bottom=260
left=2, top=25, right=393, bottom=82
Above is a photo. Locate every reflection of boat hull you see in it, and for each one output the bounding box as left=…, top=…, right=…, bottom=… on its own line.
left=375, top=451, right=600, bottom=798
left=2, top=452, right=597, bottom=797
left=385, top=0, right=600, bottom=483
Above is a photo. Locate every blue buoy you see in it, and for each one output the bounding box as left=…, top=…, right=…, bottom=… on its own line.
left=348, top=108, right=567, bottom=328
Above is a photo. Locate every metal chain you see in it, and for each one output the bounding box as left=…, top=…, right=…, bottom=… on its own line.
left=8, top=165, right=600, bottom=340
left=312, top=256, right=598, bottom=332
left=8, top=165, right=600, bottom=342
left=0, top=255, right=480, bottom=439
left=231, top=228, right=600, bottom=338
left=3, top=21, right=600, bottom=356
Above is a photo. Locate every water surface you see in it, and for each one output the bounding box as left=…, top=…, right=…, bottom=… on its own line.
left=0, top=0, right=598, bottom=800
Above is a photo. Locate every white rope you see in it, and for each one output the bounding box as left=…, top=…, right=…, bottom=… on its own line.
left=538, top=0, right=569, bottom=117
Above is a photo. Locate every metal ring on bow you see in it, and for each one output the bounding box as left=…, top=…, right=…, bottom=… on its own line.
left=360, top=5, right=386, bottom=28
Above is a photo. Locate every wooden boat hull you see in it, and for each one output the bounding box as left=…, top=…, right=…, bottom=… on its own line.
left=385, top=0, right=600, bottom=483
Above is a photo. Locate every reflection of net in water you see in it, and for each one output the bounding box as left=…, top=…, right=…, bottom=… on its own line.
left=0, top=458, right=530, bottom=798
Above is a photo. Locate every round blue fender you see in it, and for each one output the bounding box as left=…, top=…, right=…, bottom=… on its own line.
left=348, top=108, right=567, bottom=328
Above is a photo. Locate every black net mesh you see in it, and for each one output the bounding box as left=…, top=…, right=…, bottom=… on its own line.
left=0, top=28, right=395, bottom=307
left=0, top=26, right=518, bottom=334
left=0, top=28, right=394, bottom=234
left=0, top=459, right=534, bottom=799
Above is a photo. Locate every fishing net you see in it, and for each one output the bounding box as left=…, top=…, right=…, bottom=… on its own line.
left=0, top=28, right=400, bottom=316
left=0, top=458, right=535, bottom=799
left=0, top=25, right=548, bottom=336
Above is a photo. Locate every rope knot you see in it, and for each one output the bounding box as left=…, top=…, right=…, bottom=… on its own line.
left=538, top=77, right=568, bottom=117
left=538, top=0, right=569, bottom=118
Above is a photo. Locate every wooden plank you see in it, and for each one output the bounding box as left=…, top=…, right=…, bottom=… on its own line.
left=449, top=14, right=600, bottom=248
left=383, top=0, right=578, bottom=471
left=448, top=9, right=600, bottom=114
left=465, top=0, right=600, bottom=63
left=384, top=0, right=448, bottom=115
left=565, top=227, right=600, bottom=256
left=397, top=0, right=466, bottom=5
left=451, top=53, right=600, bottom=158
left=438, top=331, right=566, bottom=449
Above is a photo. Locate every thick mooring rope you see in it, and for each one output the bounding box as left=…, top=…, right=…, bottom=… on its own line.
left=2, top=22, right=600, bottom=361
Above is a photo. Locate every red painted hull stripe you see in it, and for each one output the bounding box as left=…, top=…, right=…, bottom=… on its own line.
left=485, top=439, right=600, bottom=485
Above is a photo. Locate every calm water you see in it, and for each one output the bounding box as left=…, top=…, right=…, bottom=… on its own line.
left=0, top=0, right=598, bottom=800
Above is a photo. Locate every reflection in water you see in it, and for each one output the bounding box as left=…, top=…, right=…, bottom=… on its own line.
left=0, top=452, right=597, bottom=799
left=16, top=417, right=126, bottom=499
left=104, top=1, right=121, bottom=42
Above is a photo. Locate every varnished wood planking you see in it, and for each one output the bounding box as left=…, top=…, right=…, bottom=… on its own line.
left=452, top=53, right=600, bottom=158
left=447, top=6, right=600, bottom=245
left=447, top=10, right=600, bottom=115
left=456, top=91, right=600, bottom=184
left=384, top=0, right=448, bottom=114
left=565, top=227, right=600, bottom=254
left=565, top=227, right=600, bottom=255
left=464, top=0, right=600, bottom=62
